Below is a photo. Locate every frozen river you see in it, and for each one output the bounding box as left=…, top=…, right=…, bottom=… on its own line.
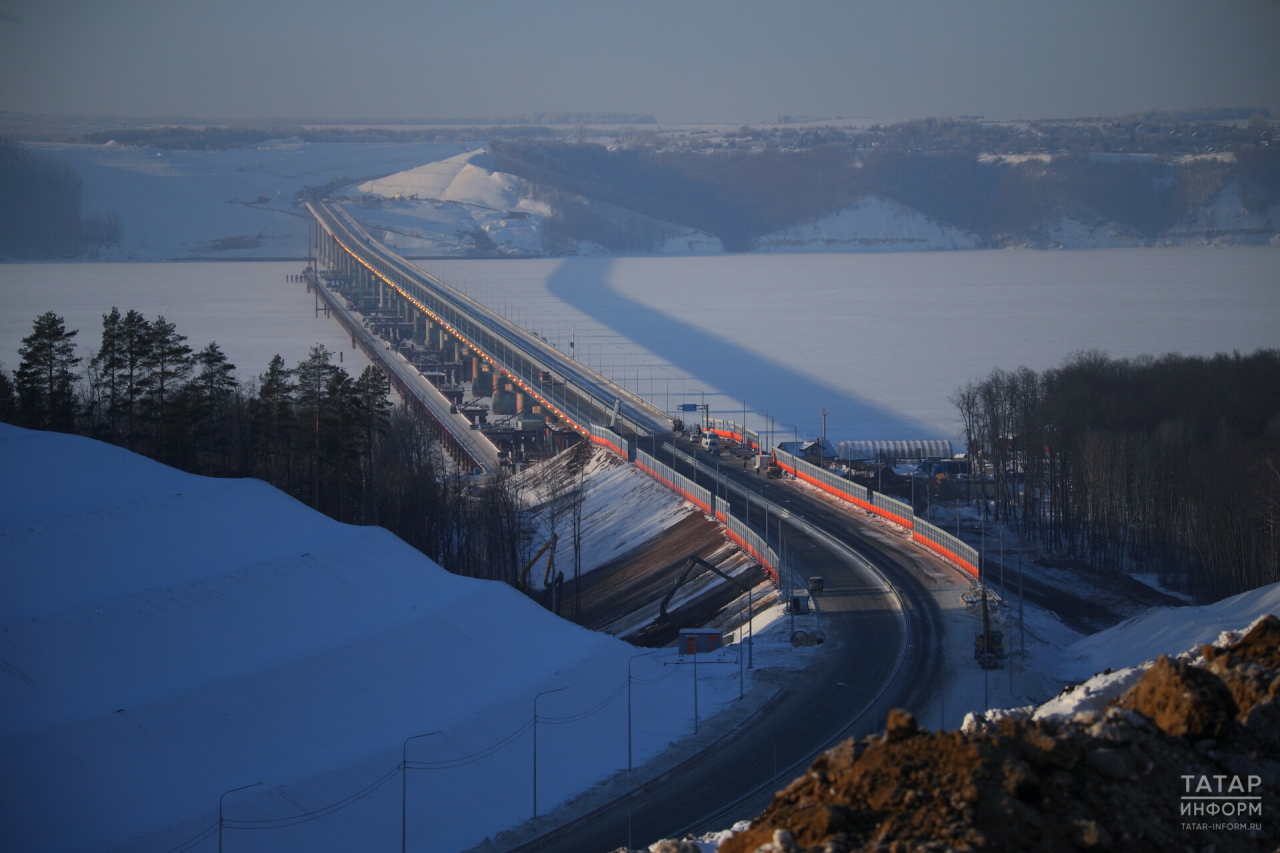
left=0, top=262, right=371, bottom=385
left=2, top=246, right=1277, bottom=444
left=420, top=246, right=1280, bottom=443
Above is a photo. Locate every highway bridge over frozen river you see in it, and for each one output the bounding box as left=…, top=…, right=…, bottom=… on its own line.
left=307, top=199, right=950, bottom=851
left=309, top=200, right=673, bottom=474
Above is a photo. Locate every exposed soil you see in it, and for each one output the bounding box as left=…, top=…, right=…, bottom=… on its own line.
left=621, top=617, right=1280, bottom=853
left=573, top=512, right=749, bottom=638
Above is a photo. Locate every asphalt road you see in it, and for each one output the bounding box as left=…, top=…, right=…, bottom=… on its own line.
left=507, top=439, right=947, bottom=853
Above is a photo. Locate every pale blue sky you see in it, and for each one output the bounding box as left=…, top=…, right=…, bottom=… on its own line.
left=1, top=0, right=1277, bottom=122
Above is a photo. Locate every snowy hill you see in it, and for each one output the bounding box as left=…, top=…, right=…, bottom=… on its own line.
left=1057, top=580, right=1280, bottom=683
left=25, top=140, right=1279, bottom=261
left=27, top=140, right=466, bottom=261
left=0, top=424, right=731, bottom=853
left=751, top=197, right=982, bottom=252
left=345, top=148, right=723, bottom=257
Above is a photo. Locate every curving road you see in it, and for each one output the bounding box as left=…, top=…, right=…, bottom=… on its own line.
left=507, top=437, right=948, bottom=852
left=310, top=203, right=950, bottom=853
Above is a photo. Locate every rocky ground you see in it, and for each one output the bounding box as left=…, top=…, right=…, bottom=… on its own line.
left=620, top=616, right=1280, bottom=853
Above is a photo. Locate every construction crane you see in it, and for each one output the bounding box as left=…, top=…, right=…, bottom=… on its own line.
left=519, top=533, right=558, bottom=592
left=638, top=554, right=751, bottom=645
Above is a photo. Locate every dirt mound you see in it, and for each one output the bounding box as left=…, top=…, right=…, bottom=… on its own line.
left=649, top=617, right=1280, bottom=853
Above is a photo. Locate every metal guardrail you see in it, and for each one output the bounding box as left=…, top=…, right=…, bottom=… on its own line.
left=310, top=202, right=669, bottom=443
left=635, top=448, right=713, bottom=515
left=588, top=423, right=631, bottom=460
left=704, top=418, right=760, bottom=451
left=309, top=275, right=500, bottom=474
left=772, top=448, right=978, bottom=578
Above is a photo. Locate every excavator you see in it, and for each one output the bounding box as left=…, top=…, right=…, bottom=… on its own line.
left=974, top=586, right=1005, bottom=668
left=519, top=533, right=564, bottom=612
left=638, top=554, right=751, bottom=646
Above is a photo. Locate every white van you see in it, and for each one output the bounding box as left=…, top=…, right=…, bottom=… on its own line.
left=701, top=432, right=720, bottom=451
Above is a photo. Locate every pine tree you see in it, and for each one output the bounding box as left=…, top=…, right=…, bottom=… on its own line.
left=319, top=367, right=358, bottom=519
left=118, top=310, right=152, bottom=449
left=15, top=311, right=81, bottom=432
left=141, top=316, right=192, bottom=458
left=295, top=344, right=339, bottom=507
left=353, top=365, right=391, bottom=523
left=188, top=342, right=237, bottom=473
left=0, top=367, right=17, bottom=424
left=89, top=307, right=124, bottom=440
left=251, top=354, right=296, bottom=488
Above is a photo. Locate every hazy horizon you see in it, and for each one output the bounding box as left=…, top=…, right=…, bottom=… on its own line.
left=1, top=0, right=1277, bottom=126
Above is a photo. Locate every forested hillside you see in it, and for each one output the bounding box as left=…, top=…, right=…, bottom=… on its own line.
left=951, top=350, right=1280, bottom=602
left=0, top=136, right=119, bottom=258
left=0, top=310, right=526, bottom=584
left=492, top=133, right=1280, bottom=251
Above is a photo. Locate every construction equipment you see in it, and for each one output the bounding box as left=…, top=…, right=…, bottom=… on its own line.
left=639, top=554, right=751, bottom=645
left=974, top=586, right=1004, bottom=668
left=518, top=533, right=559, bottom=592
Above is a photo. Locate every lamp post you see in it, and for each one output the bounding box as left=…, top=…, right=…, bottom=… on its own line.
left=402, top=730, right=441, bottom=853
left=219, top=781, right=263, bottom=853
left=779, top=422, right=799, bottom=475
left=533, top=687, right=569, bottom=818
left=628, top=650, right=664, bottom=771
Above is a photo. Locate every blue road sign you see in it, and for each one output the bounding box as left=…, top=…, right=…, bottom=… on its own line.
left=679, top=403, right=699, bottom=412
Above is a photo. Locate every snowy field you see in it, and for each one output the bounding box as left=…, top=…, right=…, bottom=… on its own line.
left=0, top=262, right=370, bottom=382
left=0, top=424, right=755, bottom=853
left=415, top=247, right=1280, bottom=443
left=27, top=140, right=465, bottom=261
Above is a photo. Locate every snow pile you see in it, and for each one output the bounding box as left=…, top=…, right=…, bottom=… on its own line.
left=1059, top=580, right=1280, bottom=682
left=0, top=424, right=740, bottom=853
left=961, top=583, right=1280, bottom=732
left=344, top=150, right=548, bottom=256
left=356, top=150, right=532, bottom=211
left=752, top=197, right=982, bottom=253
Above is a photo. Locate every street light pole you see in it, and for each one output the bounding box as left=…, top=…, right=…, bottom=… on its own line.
left=219, top=781, right=263, bottom=853
left=628, top=650, right=663, bottom=771
left=533, top=687, right=569, bottom=818
left=402, top=731, right=441, bottom=853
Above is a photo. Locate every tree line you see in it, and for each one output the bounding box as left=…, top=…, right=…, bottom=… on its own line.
left=0, top=310, right=526, bottom=585
left=490, top=138, right=1279, bottom=252
left=950, top=349, right=1280, bottom=602
left=0, top=136, right=120, bottom=259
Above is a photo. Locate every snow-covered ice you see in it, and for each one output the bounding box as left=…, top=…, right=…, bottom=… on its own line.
left=27, top=140, right=466, bottom=261
left=409, top=247, right=1280, bottom=444
left=0, top=262, right=370, bottom=381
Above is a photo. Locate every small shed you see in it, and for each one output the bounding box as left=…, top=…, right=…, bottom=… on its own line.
left=678, top=628, right=724, bottom=654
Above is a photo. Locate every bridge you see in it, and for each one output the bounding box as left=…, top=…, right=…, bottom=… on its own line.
left=306, top=199, right=956, bottom=851
left=309, top=200, right=671, bottom=474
